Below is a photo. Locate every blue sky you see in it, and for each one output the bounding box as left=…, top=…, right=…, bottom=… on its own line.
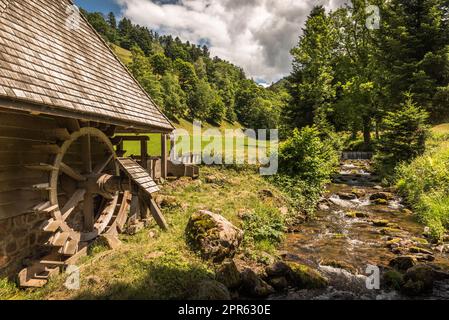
left=74, top=0, right=121, bottom=15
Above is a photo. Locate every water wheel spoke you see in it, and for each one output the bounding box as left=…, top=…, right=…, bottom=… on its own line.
left=94, top=154, right=114, bottom=175
left=82, top=134, right=92, bottom=174
left=61, top=189, right=86, bottom=220
left=83, top=192, right=95, bottom=231
left=60, top=162, right=86, bottom=182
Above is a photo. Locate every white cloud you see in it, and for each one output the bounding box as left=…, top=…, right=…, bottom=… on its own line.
left=116, top=0, right=349, bottom=83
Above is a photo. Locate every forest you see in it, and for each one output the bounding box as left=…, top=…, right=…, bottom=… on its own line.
left=81, top=8, right=287, bottom=129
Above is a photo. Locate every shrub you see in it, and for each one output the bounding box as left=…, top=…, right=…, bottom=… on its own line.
left=273, top=126, right=339, bottom=216
left=375, top=96, right=429, bottom=176
left=242, top=205, right=285, bottom=246
left=278, top=126, right=339, bottom=186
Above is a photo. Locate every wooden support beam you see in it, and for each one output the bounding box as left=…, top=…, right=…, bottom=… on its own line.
left=141, top=138, right=148, bottom=169
left=161, top=134, right=168, bottom=179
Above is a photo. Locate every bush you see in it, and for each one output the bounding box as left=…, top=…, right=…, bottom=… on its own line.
left=242, top=205, right=285, bottom=247
left=273, top=126, right=339, bottom=216
left=375, top=96, right=429, bottom=176
left=278, top=126, right=339, bottom=186
left=396, top=141, right=449, bottom=241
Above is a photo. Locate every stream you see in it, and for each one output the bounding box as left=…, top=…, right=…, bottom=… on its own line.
left=275, top=160, right=449, bottom=300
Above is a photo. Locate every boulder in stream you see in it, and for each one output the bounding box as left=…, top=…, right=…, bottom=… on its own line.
left=401, top=264, right=449, bottom=296
left=389, top=256, right=418, bottom=272
left=286, top=262, right=329, bottom=289
left=370, top=192, right=394, bottom=201
left=337, top=192, right=358, bottom=200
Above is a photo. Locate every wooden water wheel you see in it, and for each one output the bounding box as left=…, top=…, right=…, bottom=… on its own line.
left=18, top=122, right=168, bottom=287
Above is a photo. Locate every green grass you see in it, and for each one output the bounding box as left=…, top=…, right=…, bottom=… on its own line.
left=120, top=120, right=275, bottom=162
left=0, top=166, right=291, bottom=300
left=395, top=124, right=449, bottom=241
left=431, top=123, right=449, bottom=135
left=110, top=44, right=132, bottom=65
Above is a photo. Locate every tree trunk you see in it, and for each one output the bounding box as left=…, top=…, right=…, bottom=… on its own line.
left=363, top=116, right=372, bottom=147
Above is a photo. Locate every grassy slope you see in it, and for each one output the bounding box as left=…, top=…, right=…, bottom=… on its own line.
left=395, top=123, right=449, bottom=240
left=0, top=167, right=290, bottom=300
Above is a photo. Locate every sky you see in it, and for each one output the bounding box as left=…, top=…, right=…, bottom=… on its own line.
left=75, top=0, right=349, bottom=85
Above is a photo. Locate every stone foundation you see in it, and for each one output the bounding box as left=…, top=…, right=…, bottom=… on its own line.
left=0, top=212, right=49, bottom=278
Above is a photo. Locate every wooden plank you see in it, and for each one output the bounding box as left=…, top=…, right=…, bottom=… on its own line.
left=42, top=219, right=60, bottom=233
left=32, top=144, right=61, bottom=154
left=25, top=163, right=57, bottom=171
left=60, top=163, right=86, bottom=182
left=52, top=232, right=70, bottom=247
left=83, top=192, right=95, bottom=231
left=117, top=157, right=160, bottom=194
left=61, top=189, right=86, bottom=220
left=61, top=239, right=79, bottom=256
left=44, top=128, right=71, bottom=141
left=148, top=197, right=168, bottom=231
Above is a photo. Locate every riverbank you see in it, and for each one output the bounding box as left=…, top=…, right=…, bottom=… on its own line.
left=2, top=161, right=449, bottom=300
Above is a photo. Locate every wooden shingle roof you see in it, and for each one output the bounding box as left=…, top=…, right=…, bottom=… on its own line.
left=0, top=0, right=174, bottom=132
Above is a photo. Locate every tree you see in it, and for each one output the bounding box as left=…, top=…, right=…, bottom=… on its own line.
left=173, top=59, right=199, bottom=93
left=160, top=73, right=188, bottom=119
left=285, top=6, right=338, bottom=132
left=378, top=0, right=449, bottom=121
left=188, top=79, right=215, bottom=120
left=375, top=95, right=429, bottom=175
left=130, top=47, right=164, bottom=108
left=150, top=53, right=172, bottom=76
left=107, top=12, right=117, bottom=30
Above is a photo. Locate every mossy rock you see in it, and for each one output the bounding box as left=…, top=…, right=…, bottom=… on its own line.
left=412, top=237, right=429, bottom=245
left=373, top=198, right=389, bottom=205
left=352, top=189, right=366, bottom=198
left=285, top=262, right=328, bottom=289
left=370, top=192, right=394, bottom=201
left=215, top=260, right=241, bottom=289
left=372, top=219, right=390, bottom=227
left=409, top=247, right=433, bottom=255
left=389, top=256, right=418, bottom=272
left=386, top=238, right=402, bottom=248
left=383, top=270, right=404, bottom=290
left=380, top=227, right=405, bottom=237
left=186, top=210, right=243, bottom=263
left=355, top=212, right=370, bottom=218
left=267, top=277, right=289, bottom=291
left=401, top=264, right=449, bottom=296
left=190, top=280, right=231, bottom=300
left=240, top=269, right=275, bottom=298
left=320, top=259, right=357, bottom=274
left=345, top=211, right=357, bottom=218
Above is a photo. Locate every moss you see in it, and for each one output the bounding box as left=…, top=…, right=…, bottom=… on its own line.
left=355, top=212, right=369, bottom=218
left=383, top=270, right=404, bottom=290
left=345, top=211, right=357, bottom=218
left=381, top=227, right=404, bottom=236
left=372, top=219, right=390, bottom=227
left=386, top=238, right=402, bottom=247
left=373, top=198, right=389, bottom=205
left=286, top=262, right=328, bottom=289
left=412, top=237, right=429, bottom=245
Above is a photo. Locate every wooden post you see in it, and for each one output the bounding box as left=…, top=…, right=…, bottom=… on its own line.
left=161, top=134, right=167, bottom=179
left=141, top=138, right=148, bottom=170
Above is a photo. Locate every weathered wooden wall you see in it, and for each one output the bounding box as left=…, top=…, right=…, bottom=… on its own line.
left=0, top=108, right=59, bottom=275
